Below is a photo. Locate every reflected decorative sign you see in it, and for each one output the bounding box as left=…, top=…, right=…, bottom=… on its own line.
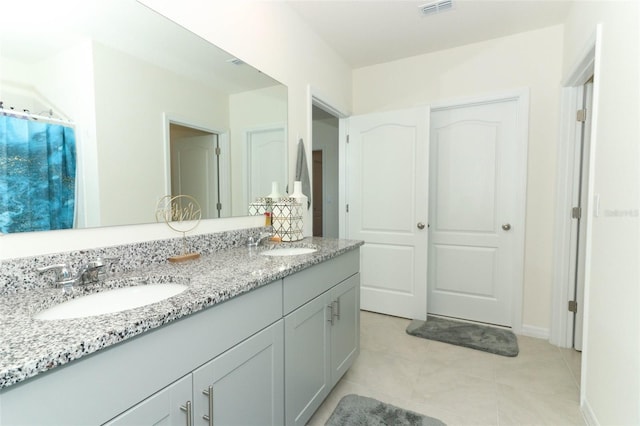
left=155, top=195, right=202, bottom=262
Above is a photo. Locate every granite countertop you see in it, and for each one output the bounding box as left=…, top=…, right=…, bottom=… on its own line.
left=0, top=237, right=363, bottom=390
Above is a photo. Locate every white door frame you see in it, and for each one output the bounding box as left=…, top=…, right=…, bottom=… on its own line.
left=162, top=114, right=230, bottom=216
left=428, top=88, right=529, bottom=334
left=550, top=26, right=601, bottom=349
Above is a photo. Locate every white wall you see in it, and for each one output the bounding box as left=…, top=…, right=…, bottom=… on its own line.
left=562, top=2, right=639, bottom=424
left=92, top=41, right=229, bottom=227
left=352, top=25, right=564, bottom=332
left=229, top=85, right=288, bottom=215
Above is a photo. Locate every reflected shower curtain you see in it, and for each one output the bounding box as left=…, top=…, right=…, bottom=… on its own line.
left=0, top=115, right=76, bottom=233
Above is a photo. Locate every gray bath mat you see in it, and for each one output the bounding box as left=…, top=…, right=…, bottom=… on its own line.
left=325, top=394, right=446, bottom=426
left=406, top=315, right=519, bottom=357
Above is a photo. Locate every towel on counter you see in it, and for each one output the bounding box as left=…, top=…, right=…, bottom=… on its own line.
left=295, top=138, right=311, bottom=209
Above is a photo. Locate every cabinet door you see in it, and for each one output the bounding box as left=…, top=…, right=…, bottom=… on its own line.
left=192, top=320, right=284, bottom=426
left=284, top=293, right=331, bottom=426
left=104, top=375, right=192, bottom=426
left=330, top=273, right=360, bottom=386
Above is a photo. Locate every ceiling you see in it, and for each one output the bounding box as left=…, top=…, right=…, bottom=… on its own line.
left=285, top=0, right=574, bottom=68
left=0, top=0, right=278, bottom=94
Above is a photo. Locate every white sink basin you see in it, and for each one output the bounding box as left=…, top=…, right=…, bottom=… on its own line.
left=34, top=284, right=188, bottom=320
left=261, top=247, right=317, bottom=257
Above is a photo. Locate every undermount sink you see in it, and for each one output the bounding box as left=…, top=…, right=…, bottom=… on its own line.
left=34, top=283, right=188, bottom=320
left=261, top=247, right=317, bottom=257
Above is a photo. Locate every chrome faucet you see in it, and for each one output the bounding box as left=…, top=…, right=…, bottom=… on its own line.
left=247, top=232, right=274, bottom=247
left=37, top=257, right=119, bottom=290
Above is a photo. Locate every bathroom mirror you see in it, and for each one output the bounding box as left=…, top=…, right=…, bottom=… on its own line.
left=0, top=0, right=287, bottom=233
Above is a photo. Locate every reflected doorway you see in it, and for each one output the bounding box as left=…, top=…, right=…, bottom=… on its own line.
left=312, top=150, right=323, bottom=236
left=169, top=123, right=221, bottom=219
left=164, top=116, right=231, bottom=218
left=311, top=105, right=339, bottom=237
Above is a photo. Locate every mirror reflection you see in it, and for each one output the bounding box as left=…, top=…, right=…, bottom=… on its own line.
left=0, top=0, right=288, bottom=233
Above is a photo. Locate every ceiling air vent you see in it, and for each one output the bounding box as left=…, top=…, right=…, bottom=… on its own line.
left=419, top=0, right=453, bottom=16
left=226, top=58, right=245, bottom=66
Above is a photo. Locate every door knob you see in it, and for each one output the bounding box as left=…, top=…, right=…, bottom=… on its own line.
left=502, top=223, right=511, bottom=231
left=417, top=222, right=426, bottom=230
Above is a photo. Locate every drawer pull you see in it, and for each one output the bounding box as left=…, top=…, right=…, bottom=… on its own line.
left=327, top=303, right=335, bottom=326
left=180, top=401, right=192, bottom=426
left=202, top=386, right=214, bottom=426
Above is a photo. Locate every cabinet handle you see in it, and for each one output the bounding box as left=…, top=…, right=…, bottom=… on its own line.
left=180, top=401, right=192, bottom=426
left=327, top=303, right=335, bottom=326
left=202, top=386, right=214, bottom=426
left=334, top=298, right=341, bottom=320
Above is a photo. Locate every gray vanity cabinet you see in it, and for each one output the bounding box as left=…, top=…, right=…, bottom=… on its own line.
left=284, top=292, right=331, bottom=425
left=329, top=274, right=360, bottom=387
left=104, top=375, right=192, bottom=426
left=0, top=247, right=361, bottom=426
left=191, top=320, right=284, bottom=426
left=283, top=250, right=360, bottom=426
left=105, top=321, right=284, bottom=426
left=0, top=279, right=283, bottom=426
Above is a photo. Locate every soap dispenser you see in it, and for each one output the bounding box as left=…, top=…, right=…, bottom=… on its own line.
left=267, top=181, right=282, bottom=201
left=290, top=181, right=308, bottom=210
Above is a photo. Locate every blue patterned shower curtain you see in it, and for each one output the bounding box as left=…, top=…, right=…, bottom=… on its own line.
left=0, top=115, right=77, bottom=233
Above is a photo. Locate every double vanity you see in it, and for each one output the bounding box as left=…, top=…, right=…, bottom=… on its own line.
left=0, top=231, right=362, bottom=425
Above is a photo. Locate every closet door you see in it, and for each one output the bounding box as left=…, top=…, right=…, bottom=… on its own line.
left=428, top=97, right=527, bottom=326
left=346, top=107, right=429, bottom=320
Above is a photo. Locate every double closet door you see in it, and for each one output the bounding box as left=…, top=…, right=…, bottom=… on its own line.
left=346, top=96, right=526, bottom=327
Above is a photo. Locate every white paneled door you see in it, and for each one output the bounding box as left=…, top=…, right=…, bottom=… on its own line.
left=247, top=127, right=287, bottom=203
left=171, top=133, right=219, bottom=219
left=346, top=108, right=429, bottom=320
left=427, top=97, right=527, bottom=327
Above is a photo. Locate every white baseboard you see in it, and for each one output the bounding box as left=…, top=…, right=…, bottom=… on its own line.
left=581, top=399, right=599, bottom=426
left=518, top=324, right=550, bottom=340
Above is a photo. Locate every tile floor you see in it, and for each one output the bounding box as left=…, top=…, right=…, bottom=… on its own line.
left=308, top=311, right=584, bottom=426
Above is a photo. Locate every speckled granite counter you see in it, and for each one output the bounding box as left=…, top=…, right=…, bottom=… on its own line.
left=0, top=236, right=363, bottom=390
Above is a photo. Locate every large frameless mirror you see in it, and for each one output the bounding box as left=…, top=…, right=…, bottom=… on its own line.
left=0, top=0, right=288, bottom=233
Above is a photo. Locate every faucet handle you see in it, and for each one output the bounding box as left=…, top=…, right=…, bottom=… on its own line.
left=93, top=256, right=120, bottom=279
left=37, top=263, right=73, bottom=284
left=102, top=256, right=120, bottom=265
left=247, top=232, right=276, bottom=247
left=87, top=259, right=105, bottom=269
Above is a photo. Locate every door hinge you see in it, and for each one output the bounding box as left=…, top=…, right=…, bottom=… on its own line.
left=215, top=146, right=221, bottom=156
left=346, top=204, right=350, bottom=213
left=568, top=300, right=578, bottom=313
left=216, top=202, right=222, bottom=211
left=576, top=109, right=587, bottom=122
left=571, top=207, right=582, bottom=219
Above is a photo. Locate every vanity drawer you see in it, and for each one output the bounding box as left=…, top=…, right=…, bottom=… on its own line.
left=283, top=249, right=359, bottom=314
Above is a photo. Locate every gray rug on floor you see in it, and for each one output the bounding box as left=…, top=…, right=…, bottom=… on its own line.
left=325, top=394, right=446, bottom=426
left=406, top=315, right=519, bottom=357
